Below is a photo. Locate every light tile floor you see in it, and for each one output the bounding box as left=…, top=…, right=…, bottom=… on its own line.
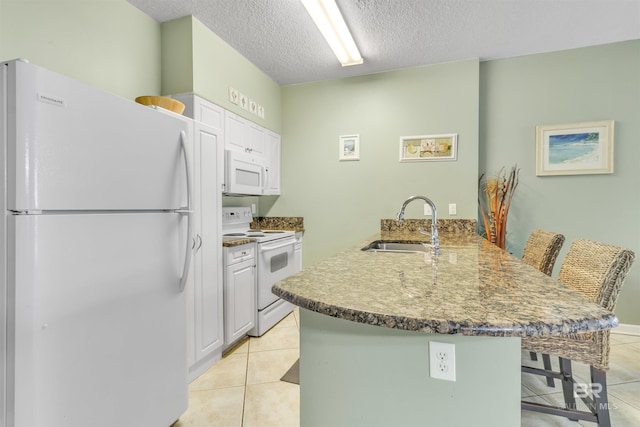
left=521, top=333, right=640, bottom=426
left=174, top=310, right=640, bottom=427
left=173, top=310, right=301, bottom=427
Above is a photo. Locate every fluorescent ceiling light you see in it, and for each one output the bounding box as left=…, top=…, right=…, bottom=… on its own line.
left=301, top=0, right=363, bottom=67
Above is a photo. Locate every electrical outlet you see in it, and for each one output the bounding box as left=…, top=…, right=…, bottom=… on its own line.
left=448, top=203, right=457, bottom=215
left=429, top=341, right=456, bottom=381
left=424, top=204, right=433, bottom=216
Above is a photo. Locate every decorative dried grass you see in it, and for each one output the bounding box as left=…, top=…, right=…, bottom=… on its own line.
left=478, top=165, right=519, bottom=249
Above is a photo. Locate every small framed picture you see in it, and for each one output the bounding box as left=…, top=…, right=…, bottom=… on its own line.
left=339, top=134, right=360, bottom=161
left=536, top=120, right=614, bottom=176
left=399, top=134, right=457, bottom=162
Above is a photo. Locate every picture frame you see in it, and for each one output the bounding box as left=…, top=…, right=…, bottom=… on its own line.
left=339, top=134, right=360, bottom=161
left=399, top=134, right=457, bottom=162
left=535, top=120, right=614, bottom=176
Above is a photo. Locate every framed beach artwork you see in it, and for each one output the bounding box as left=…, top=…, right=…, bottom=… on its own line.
left=339, top=134, right=360, bottom=161
left=399, top=134, right=457, bottom=162
left=536, top=120, right=614, bottom=176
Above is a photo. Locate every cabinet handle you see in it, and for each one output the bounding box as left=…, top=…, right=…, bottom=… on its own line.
left=196, top=234, right=203, bottom=251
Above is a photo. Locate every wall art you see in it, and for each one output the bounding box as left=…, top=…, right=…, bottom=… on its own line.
left=399, top=134, right=457, bottom=162
left=536, top=120, right=614, bottom=176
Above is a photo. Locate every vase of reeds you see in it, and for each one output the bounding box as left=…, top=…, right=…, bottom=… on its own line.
left=478, top=165, right=519, bottom=250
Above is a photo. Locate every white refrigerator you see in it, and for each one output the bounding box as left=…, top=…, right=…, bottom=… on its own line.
left=1, top=60, right=192, bottom=427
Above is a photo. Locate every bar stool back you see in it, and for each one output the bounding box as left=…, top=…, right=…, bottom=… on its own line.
left=522, top=229, right=565, bottom=374
left=522, top=229, right=565, bottom=276
left=521, top=239, right=635, bottom=427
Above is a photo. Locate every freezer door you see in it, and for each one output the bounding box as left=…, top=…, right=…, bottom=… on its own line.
left=6, top=213, right=188, bottom=427
left=3, top=60, right=189, bottom=211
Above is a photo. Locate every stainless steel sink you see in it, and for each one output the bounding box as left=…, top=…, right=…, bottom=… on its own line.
left=361, top=241, right=431, bottom=253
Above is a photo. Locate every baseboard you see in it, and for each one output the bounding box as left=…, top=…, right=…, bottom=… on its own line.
left=612, top=323, right=640, bottom=336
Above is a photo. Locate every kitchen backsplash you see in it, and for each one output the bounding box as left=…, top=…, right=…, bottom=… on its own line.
left=252, top=217, right=305, bottom=232
left=381, top=219, right=476, bottom=234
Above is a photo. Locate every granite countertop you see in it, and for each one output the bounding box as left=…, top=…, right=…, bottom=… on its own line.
left=272, top=223, right=618, bottom=338
left=222, top=236, right=256, bottom=247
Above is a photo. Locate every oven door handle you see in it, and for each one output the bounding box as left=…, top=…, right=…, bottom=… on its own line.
left=259, top=240, right=296, bottom=252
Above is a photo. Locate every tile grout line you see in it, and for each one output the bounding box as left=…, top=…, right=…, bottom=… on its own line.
left=241, top=339, right=252, bottom=427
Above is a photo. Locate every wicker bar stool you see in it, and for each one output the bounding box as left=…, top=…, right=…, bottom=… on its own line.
left=522, top=229, right=565, bottom=276
left=521, top=229, right=565, bottom=384
left=521, top=239, right=635, bottom=427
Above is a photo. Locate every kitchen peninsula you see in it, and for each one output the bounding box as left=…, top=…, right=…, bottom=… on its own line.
left=272, top=220, right=619, bottom=427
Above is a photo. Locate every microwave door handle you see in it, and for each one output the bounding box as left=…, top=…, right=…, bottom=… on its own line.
left=260, top=240, right=295, bottom=252
left=177, top=130, right=193, bottom=293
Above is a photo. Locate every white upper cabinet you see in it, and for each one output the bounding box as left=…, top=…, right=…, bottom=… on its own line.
left=246, top=121, right=266, bottom=157
left=226, top=111, right=265, bottom=158
left=171, top=93, right=224, bottom=131
left=224, top=111, right=250, bottom=154
left=265, top=130, right=281, bottom=195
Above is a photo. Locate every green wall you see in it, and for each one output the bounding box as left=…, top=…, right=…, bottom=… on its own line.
left=2, top=1, right=638, bottom=325
left=161, top=16, right=282, bottom=133
left=266, top=60, right=480, bottom=266
left=479, top=40, right=640, bottom=325
left=0, top=0, right=161, bottom=100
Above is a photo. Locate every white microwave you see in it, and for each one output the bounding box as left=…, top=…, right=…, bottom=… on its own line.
left=225, top=150, right=265, bottom=195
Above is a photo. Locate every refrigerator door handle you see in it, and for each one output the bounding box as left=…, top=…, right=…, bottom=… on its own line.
left=177, top=130, right=193, bottom=292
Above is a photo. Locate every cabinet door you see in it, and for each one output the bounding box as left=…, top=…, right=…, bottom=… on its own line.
left=171, top=94, right=224, bottom=135
left=224, top=111, right=248, bottom=153
left=225, top=257, right=256, bottom=345
left=247, top=122, right=266, bottom=157
left=195, top=97, right=224, bottom=130
left=193, top=122, right=224, bottom=362
left=265, top=131, right=281, bottom=195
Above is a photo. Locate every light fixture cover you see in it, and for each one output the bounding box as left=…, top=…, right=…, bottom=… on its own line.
left=301, top=0, right=363, bottom=67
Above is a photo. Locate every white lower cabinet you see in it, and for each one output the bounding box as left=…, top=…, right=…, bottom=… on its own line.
left=185, top=121, right=224, bottom=382
left=224, top=243, right=257, bottom=349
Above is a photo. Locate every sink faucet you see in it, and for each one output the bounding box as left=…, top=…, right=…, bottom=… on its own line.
left=397, top=195, right=440, bottom=255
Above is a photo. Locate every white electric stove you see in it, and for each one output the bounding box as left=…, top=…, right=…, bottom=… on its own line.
left=222, top=207, right=296, bottom=336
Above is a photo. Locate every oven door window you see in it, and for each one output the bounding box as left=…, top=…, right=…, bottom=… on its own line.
left=270, top=252, right=288, bottom=273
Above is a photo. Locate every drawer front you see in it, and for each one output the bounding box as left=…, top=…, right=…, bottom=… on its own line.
left=226, top=244, right=255, bottom=265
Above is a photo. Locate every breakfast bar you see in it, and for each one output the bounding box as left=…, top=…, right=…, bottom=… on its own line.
left=272, top=223, right=619, bottom=427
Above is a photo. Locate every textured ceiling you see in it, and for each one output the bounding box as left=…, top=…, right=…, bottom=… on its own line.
left=127, top=0, right=640, bottom=86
